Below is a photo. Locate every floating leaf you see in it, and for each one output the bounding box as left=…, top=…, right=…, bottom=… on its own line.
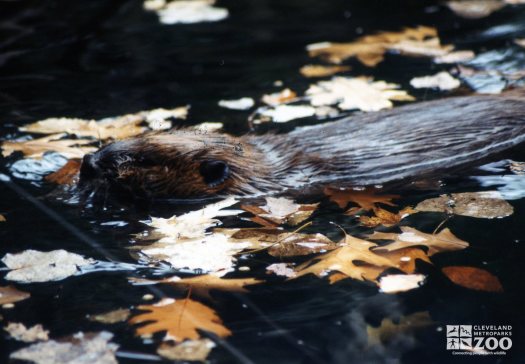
left=131, top=275, right=262, bottom=299
left=2, top=134, right=97, bottom=159
left=415, top=191, right=514, bottom=218
left=129, top=298, right=231, bottom=342
left=0, top=286, right=30, bottom=305
left=157, top=339, right=215, bottom=361
left=2, top=249, right=94, bottom=283
left=266, top=263, right=297, bottom=278
left=367, top=312, right=434, bottom=346
left=306, top=76, right=414, bottom=112
left=144, top=0, right=228, bottom=25
left=378, top=274, right=426, bottom=293
left=218, top=97, right=254, bottom=110
left=299, top=65, right=351, bottom=78
left=241, top=197, right=318, bottom=226
left=88, top=309, right=131, bottom=324
left=442, top=266, right=503, bottom=292
left=5, top=323, right=49, bottom=343
left=307, top=26, right=453, bottom=66
left=410, top=71, right=461, bottom=90
left=375, top=247, right=431, bottom=274
left=446, top=0, right=505, bottom=19
left=294, top=235, right=394, bottom=282
left=9, top=331, right=118, bottom=364
left=369, top=227, right=469, bottom=256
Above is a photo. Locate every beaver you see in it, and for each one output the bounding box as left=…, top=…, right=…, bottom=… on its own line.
left=78, top=93, right=525, bottom=200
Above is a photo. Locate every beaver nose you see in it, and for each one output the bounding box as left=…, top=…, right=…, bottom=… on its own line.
left=79, top=153, right=100, bottom=179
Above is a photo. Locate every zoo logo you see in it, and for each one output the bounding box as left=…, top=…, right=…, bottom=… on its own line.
left=446, top=325, right=512, bottom=355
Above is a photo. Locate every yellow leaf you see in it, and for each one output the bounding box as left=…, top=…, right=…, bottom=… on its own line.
left=129, top=298, right=231, bottom=342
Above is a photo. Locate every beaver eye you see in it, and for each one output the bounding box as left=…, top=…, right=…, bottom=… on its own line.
left=199, top=160, right=230, bottom=187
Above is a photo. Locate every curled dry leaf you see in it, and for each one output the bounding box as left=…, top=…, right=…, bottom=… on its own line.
left=44, top=159, right=81, bottom=185
left=446, top=0, right=505, bottom=19
left=299, top=65, right=351, bottom=78
left=144, top=0, right=228, bottom=25
left=410, top=71, right=461, bottom=91
left=2, top=134, right=97, bottom=159
left=369, top=227, right=469, bottom=256
left=379, top=274, right=426, bottom=294
left=5, top=323, right=49, bottom=342
left=157, top=339, right=215, bottom=361
left=307, top=26, right=453, bottom=66
left=306, top=76, right=414, bottom=112
left=367, top=311, right=433, bottom=346
left=9, top=331, right=118, bottom=364
left=324, top=186, right=399, bottom=211
left=88, top=309, right=131, bottom=324
left=2, top=249, right=95, bottom=283
left=129, top=298, right=231, bottom=342
left=442, top=266, right=503, bottom=292
left=415, top=191, right=514, bottom=218
left=434, top=50, right=476, bottom=64
left=241, top=197, right=318, bottom=226
left=0, top=286, right=30, bottom=305
left=359, top=206, right=415, bottom=228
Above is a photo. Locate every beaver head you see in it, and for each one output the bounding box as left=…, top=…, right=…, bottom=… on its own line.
left=78, top=132, right=278, bottom=199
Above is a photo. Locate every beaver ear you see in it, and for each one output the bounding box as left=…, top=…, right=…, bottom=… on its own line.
left=199, top=160, right=230, bottom=187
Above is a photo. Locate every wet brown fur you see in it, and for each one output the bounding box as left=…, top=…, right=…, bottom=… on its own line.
left=80, top=92, right=525, bottom=199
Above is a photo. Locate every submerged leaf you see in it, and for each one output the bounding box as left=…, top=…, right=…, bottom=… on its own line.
left=442, top=266, right=503, bottom=292
left=367, top=312, right=434, bottom=346
left=44, top=159, right=81, bottom=185
left=299, top=65, right=351, bottom=78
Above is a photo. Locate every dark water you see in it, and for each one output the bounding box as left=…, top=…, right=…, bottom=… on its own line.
left=1, top=1, right=525, bottom=363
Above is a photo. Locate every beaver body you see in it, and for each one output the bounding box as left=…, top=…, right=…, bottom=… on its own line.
left=79, top=93, right=525, bottom=199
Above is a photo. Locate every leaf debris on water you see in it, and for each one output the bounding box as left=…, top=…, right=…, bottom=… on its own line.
left=10, top=331, right=118, bottom=364
left=129, top=298, right=231, bottom=342
left=144, top=0, right=229, bottom=25
left=307, top=26, right=454, bottom=66
left=410, top=71, right=461, bottom=90
left=415, top=191, right=514, bottom=218
left=5, top=323, right=49, bottom=343
left=306, top=77, right=414, bottom=112
left=1, top=249, right=95, bottom=283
